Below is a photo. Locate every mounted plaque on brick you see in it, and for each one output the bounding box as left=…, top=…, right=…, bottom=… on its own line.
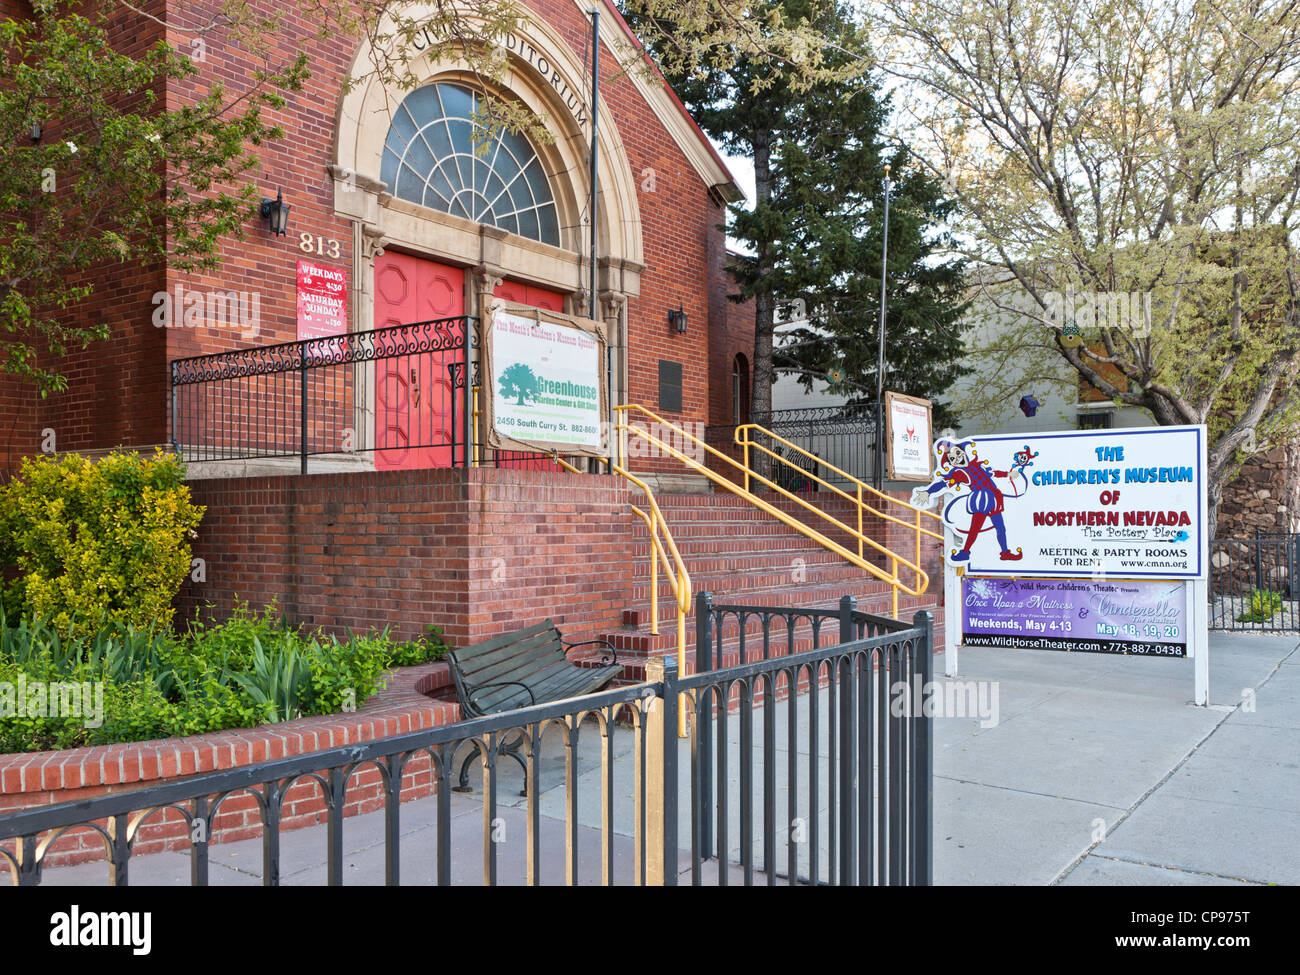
left=658, top=360, right=682, bottom=413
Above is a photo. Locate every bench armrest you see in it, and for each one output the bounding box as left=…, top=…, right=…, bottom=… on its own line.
left=467, top=680, right=536, bottom=713
left=563, top=638, right=619, bottom=667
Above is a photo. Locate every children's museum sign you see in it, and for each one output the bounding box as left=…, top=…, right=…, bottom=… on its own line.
left=911, top=425, right=1208, bottom=579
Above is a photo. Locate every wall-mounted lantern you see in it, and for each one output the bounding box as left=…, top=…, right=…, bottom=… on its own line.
left=260, top=188, right=291, bottom=236
left=668, top=304, right=687, bottom=334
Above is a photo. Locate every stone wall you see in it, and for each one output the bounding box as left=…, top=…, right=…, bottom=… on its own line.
left=1217, top=440, right=1300, bottom=538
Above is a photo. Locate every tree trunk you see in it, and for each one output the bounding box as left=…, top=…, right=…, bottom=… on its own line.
left=751, top=132, right=775, bottom=420
left=748, top=133, right=776, bottom=487
left=1208, top=482, right=1220, bottom=543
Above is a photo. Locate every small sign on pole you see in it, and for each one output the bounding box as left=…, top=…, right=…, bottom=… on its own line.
left=884, top=391, right=933, bottom=481
left=296, top=259, right=347, bottom=340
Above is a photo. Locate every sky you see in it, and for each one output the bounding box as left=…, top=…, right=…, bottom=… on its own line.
left=713, top=139, right=755, bottom=254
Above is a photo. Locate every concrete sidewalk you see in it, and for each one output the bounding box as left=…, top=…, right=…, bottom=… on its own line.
left=936, top=632, right=1299, bottom=885
left=31, top=630, right=1300, bottom=886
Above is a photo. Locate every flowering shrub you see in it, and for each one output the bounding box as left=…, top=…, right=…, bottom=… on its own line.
left=1235, top=588, right=1284, bottom=624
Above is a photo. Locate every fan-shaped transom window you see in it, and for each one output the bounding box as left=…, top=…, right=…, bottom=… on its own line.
left=380, top=83, right=561, bottom=246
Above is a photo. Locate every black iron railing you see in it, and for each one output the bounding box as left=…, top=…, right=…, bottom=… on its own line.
left=170, top=318, right=585, bottom=475
left=0, top=596, right=933, bottom=886
left=684, top=597, right=933, bottom=885
left=689, top=592, right=930, bottom=884
left=705, top=404, right=882, bottom=489
left=1210, top=535, right=1300, bottom=631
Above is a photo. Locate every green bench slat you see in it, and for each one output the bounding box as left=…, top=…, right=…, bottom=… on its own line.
left=458, top=636, right=566, bottom=685
left=454, top=621, right=554, bottom=661
left=455, top=628, right=562, bottom=678
left=449, top=619, right=621, bottom=717
left=508, top=666, right=587, bottom=706
left=473, top=664, right=619, bottom=715
left=471, top=660, right=577, bottom=711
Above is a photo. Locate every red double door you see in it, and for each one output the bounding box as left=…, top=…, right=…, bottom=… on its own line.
left=372, top=251, right=564, bottom=471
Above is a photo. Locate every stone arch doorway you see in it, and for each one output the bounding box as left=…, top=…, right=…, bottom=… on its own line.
left=331, top=6, right=644, bottom=404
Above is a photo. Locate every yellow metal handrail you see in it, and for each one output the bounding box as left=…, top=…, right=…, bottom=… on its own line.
left=734, top=424, right=944, bottom=605
left=615, top=404, right=936, bottom=619
left=551, top=452, right=692, bottom=738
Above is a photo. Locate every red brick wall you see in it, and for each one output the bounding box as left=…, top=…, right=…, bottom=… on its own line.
left=176, top=466, right=635, bottom=647
left=3, top=0, right=168, bottom=460
left=708, top=258, right=755, bottom=430
left=1, top=0, right=730, bottom=474
left=155, top=0, right=724, bottom=468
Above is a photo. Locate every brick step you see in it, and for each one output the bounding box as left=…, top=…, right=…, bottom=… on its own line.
left=608, top=629, right=850, bottom=662
left=636, top=519, right=883, bottom=539
left=616, top=580, right=907, bottom=637
left=619, top=575, right=943, bottom=629
left=606, top=489, right=939, bottom=661
left=649, top=502, right=881, bottom=526
left=650, top=506, right=883, bottom=530
left=651, top=510, right=883, bottom=534
left=604, top=612, right=944, bottom=678
left=633, top=561, right=899, bottom=599
left=596, top=603, right=947, bottom=674
left=629, top=547, right=884, bottom=577
left=652, top=490, right=873, bottom=507
left=626, top=530, right=889, bottom=553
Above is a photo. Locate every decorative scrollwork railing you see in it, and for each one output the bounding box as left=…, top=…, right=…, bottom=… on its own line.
left=170, top=317, right=472, bottom=385
left=170, top=317, right=475, bottom=473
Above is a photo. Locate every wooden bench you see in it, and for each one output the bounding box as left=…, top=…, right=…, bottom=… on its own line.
left=447, top=621, right=621, bottom=791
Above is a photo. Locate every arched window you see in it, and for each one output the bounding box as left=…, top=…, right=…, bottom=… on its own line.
left=732, top=353, right=750, bottom=424
left=380, top=83, right=561, bottom=246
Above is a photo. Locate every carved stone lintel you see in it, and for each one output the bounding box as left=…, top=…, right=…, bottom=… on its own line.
left=328, top=164, right=387, bottom=195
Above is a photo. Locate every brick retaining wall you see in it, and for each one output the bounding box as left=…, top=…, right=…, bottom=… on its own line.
left=0, top=663, right=460, bottom=871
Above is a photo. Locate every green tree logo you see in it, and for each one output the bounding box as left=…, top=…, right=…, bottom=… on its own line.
left=498, top=362, right=540, bottom=405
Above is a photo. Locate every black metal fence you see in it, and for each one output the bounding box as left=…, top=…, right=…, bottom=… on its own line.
left=170, top=317, right=583, bottom=475
left=688, top=593, right=932, bottom=884
left=705, top=404, right=882, bottom=490
left=0, top=597, right=933, bottom=886
left=1209, top=534, right=1300, bottom=631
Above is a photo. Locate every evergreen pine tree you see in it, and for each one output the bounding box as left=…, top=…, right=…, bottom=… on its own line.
left=624, top=0, right=969, bottom=425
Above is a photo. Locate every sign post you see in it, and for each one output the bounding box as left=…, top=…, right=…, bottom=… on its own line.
left=914, top=425, right=1211, bottom=704
left=944, top=524, right=961, bottom=679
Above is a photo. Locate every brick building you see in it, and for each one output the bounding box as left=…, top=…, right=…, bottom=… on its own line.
left=0, top=0, right=943, bottom=656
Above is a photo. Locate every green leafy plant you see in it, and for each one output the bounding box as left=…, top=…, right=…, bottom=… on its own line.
left=0, top=600, right=452, bottom=753
left=388, top=624, right=450, bottom=667
left=0, top=450, right=204, bottom=636
left=1235, top=588, right=1284, bottom=624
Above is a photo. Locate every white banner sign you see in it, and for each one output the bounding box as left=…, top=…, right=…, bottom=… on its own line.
left=490, top=309, right=603, bottom=450
left=886, top=391, right=933, bottom=481
left=913, top=425, right=1207, bottom=578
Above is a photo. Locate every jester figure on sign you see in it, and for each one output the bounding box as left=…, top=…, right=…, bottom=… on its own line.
left=911, top=438, right=1025, bottom=563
